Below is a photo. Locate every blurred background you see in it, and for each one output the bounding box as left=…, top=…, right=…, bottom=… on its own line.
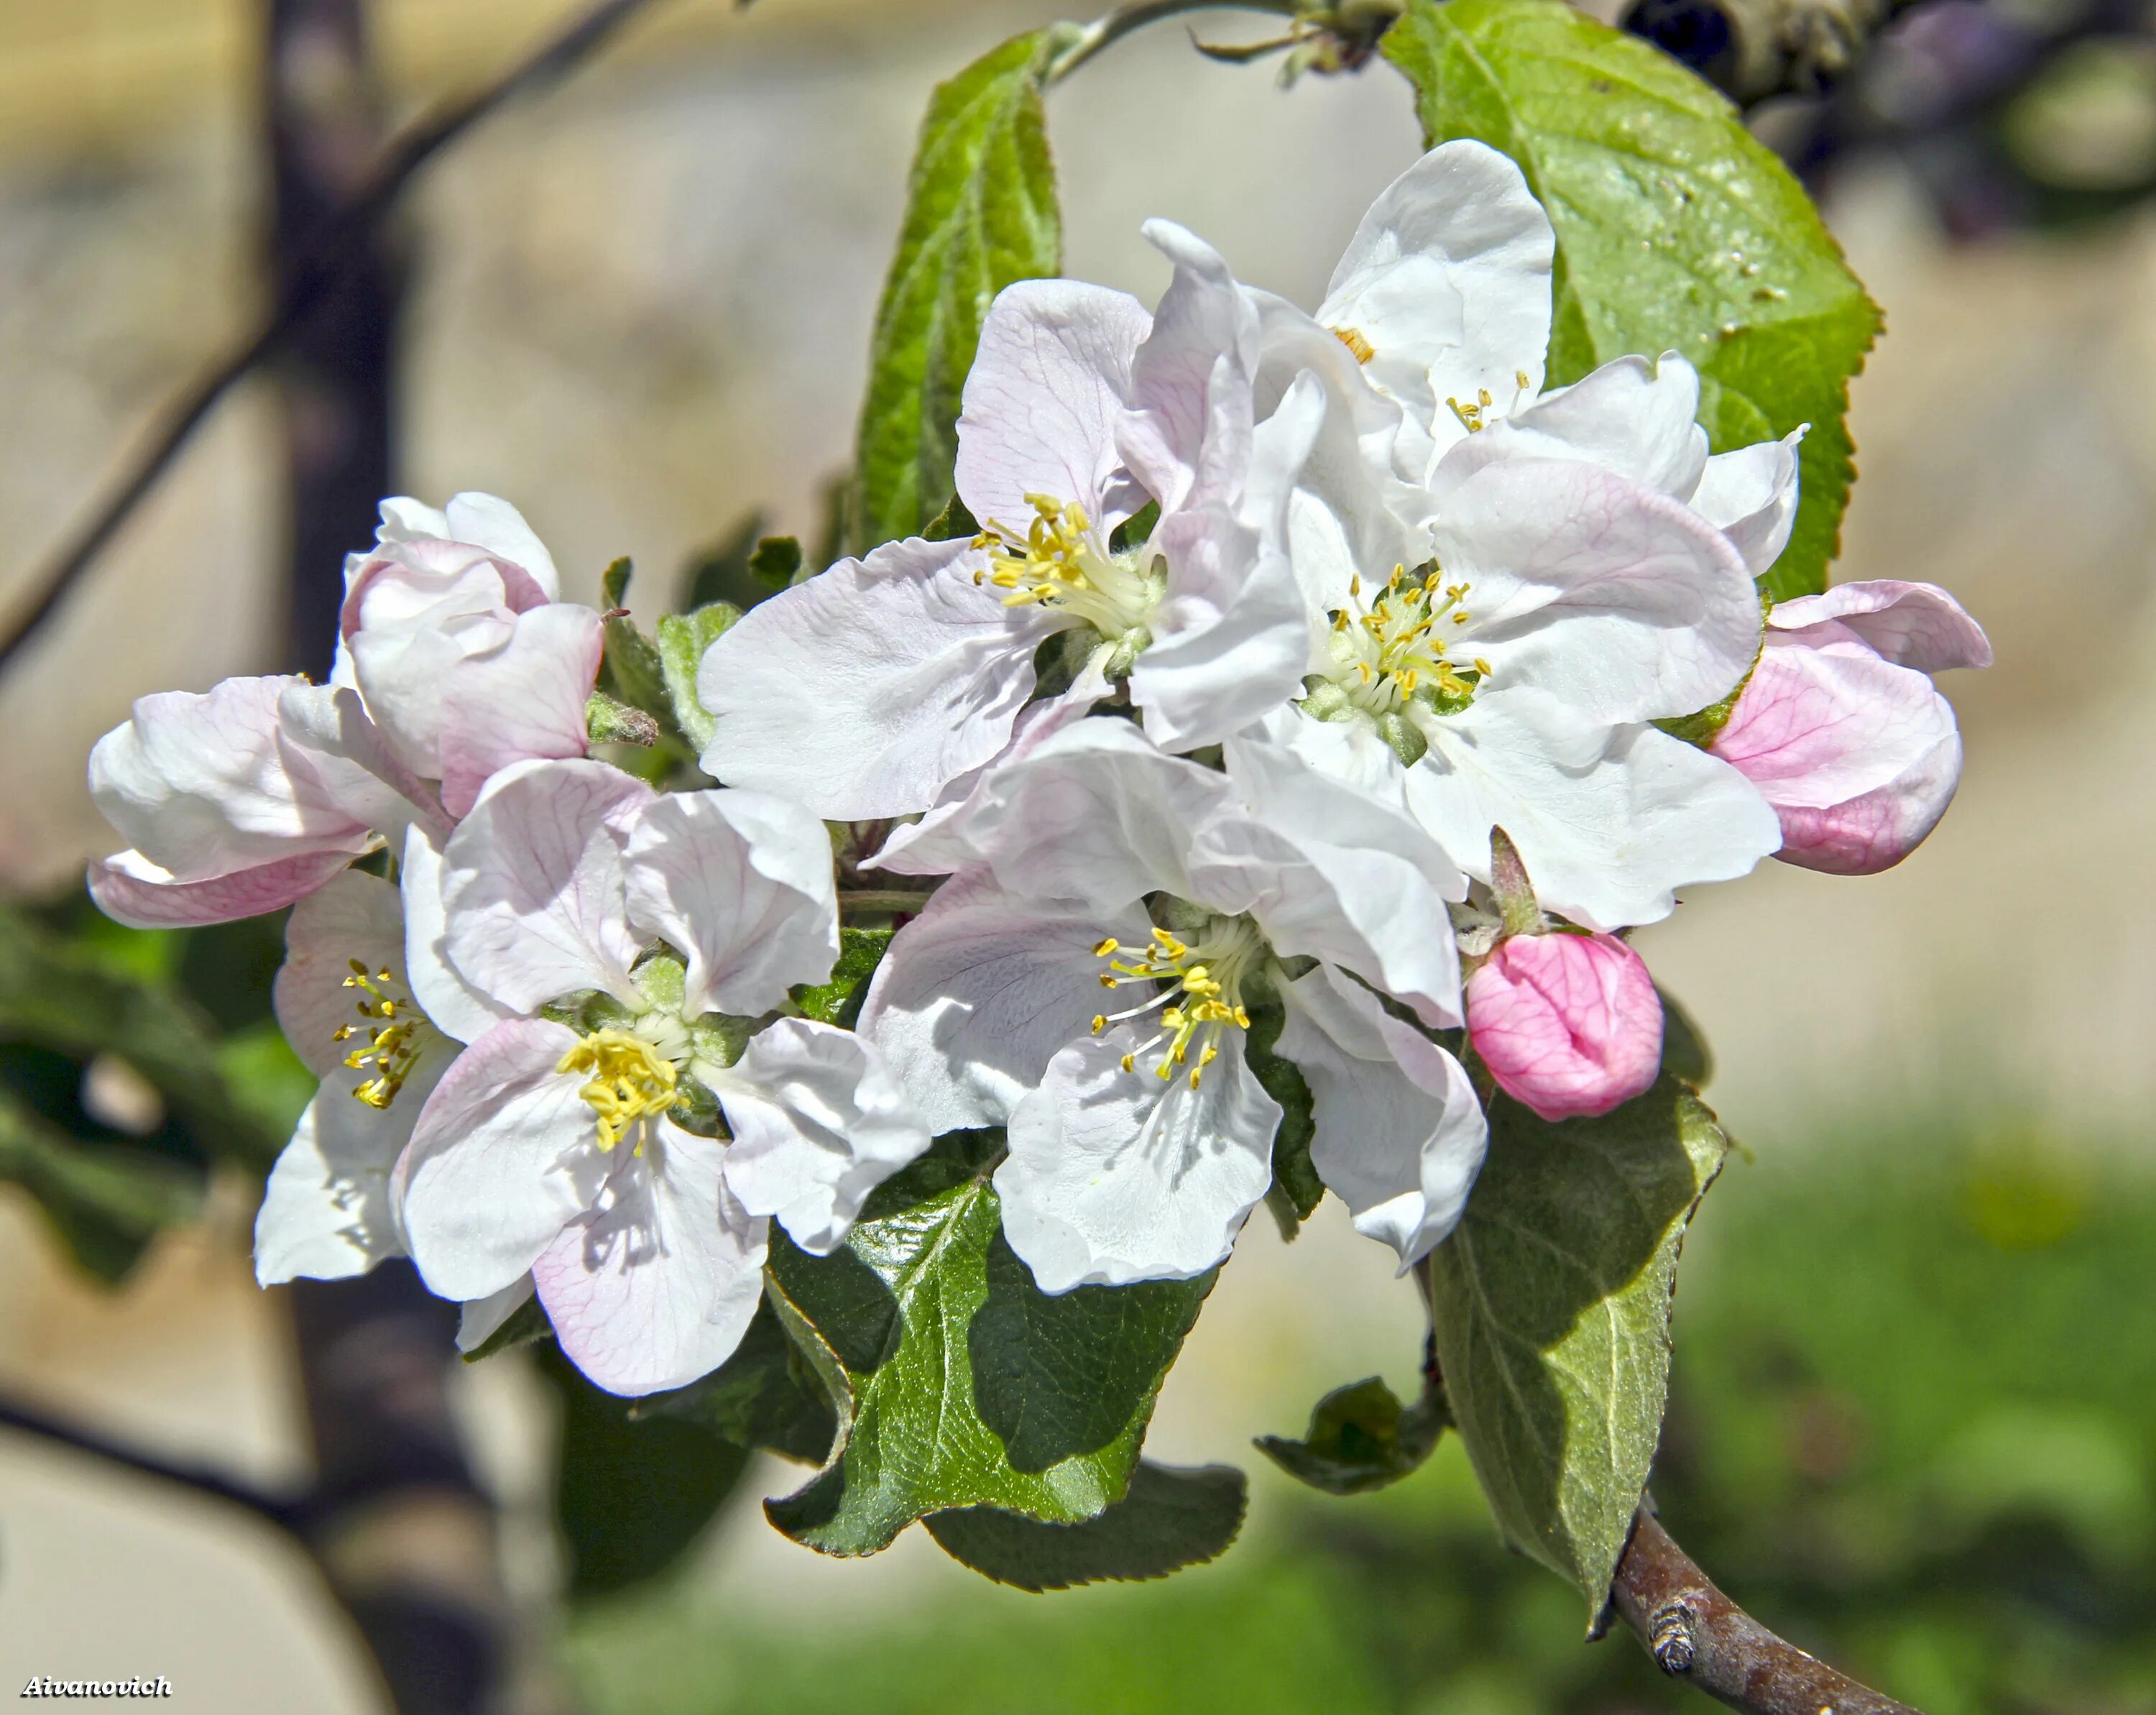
left=1, top=0, right=2154, bottom=1711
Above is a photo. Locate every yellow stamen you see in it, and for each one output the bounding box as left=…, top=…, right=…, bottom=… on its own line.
left=556, top=1029, right=678, bottom=1151
left=1332, top=325, right=1376, bottom=364
left=339, top=959, right=424, bottom=1110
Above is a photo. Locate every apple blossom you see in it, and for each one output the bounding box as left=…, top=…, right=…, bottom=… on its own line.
left=86, top=494, right=602, bottom=928
left=694, top=228, right=1322, bottom=819
left=858, top=717, right=1486, bottom=1292
left=1711, top=579, right=1993, bottom=874
left=390, top=757, right=929, bottom=1396
left=1465, top=929, right=1663, bottom=1122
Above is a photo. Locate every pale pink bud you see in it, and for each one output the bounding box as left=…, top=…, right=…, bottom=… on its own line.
left=1712, top=581, right=1989, bottom=876
left=1466, top=932, right=1662, bottom=1122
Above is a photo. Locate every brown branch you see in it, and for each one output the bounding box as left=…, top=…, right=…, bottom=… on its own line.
left=1611, top=1506, right=1923, bottom=1714
left=0, top=0, right=678, bottom=676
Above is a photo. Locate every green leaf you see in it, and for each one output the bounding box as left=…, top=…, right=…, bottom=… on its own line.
left=748, top=535, right=805, bottom=590
left=680, top=516, right=765, bottom=612
left=925, top=1461, right=1247, bottom=1590
left=459, top=1292, right=553, bottom=1363
left=0, top=1077, right=201, bottom=1284
left=1385, top=0, right=1879, bottom=599
left=1657, top=987, right=1712, bottom=1088
left=540, top=1343, right=752, bottom=1599
left=1256, top=1373, right=1448, bottom=1496
left=600, top=554, right=632, bottom=612
left=791, top=927, right=894, bottom=1029
left=656, top=603, right=743, bottom=756
left=765, top=1131, right=1215, bottom=1555
left=1420, top=1074, right=1728, bottom=1614
left=852, top=30, right=1064, bottom=551
left=923, top=494, right=981, bottom=543
left=595, top=560, right=673, bottom=726
left=635, top=1292, right=839, bottom=1465
left=585, top=691, right=661, bottom=748
left=1247, top=999, right=1322, bottom=1238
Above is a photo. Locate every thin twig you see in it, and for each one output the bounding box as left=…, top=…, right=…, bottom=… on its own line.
left=0, top=1395, right=302, bottom=1532
left=1046, top=0, right=1303, bottom=84
left=837, top=889, right=939, bottom=915
left=1611, top=1505, right=1922, bottom=1714
left=0, top=0, right=676, bottom=676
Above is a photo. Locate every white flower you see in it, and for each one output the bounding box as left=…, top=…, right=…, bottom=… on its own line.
left=390, top=758, right=928, bottom=1397
left=87, top=494, right=602, bottom=928
left=857, top=718, right=1485, bottom=1292
left=694, top=229, right=1323, bottom=819
left=1233, top=143, right=1789, bottom=929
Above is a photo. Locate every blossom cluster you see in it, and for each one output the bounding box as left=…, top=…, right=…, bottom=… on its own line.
left=87, top=143, right=1987, bottom=1396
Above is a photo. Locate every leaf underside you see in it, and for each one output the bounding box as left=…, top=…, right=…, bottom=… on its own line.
left=1257, top=1373, right=1448, bottom=1496
left=1385, top=0, right=1880, bottom=599
left=1421, top=1075, right=1728, bottom=1617
left=925, top=1461, right=1248, bottom=1591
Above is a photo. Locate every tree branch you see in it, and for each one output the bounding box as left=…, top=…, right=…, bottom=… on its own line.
left=0, top=1394, right=301, bottom=1531
left=1046, top=0, right=1302, bottom=85
left=1611, top=1505, right=1922, bottom=1714
left=0, top=0, right=677, bottom=676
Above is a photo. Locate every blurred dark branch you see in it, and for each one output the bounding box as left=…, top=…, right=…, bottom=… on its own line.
left=1612, top=1505, right=1923, bottom=1714
left=0, top=1393, right=301, bottom=1530
left=1621, top=0, right=1924, bottom=104
left=0, top=0, right=676, bottom=677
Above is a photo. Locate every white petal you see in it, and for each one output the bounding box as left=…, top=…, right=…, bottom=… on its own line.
left=395, top=1018, right=610, bottom=1302
left=533, top=1122, right=768, bottom=1397
left=1434, top=456, right=1760, bottom=724
left=1274, top=964, right=1487, bottom=1266
left=441, top=758, right=650, bottom=1012
left=88, top=676, right=369, bottom=880
left=857, top=868, right=1148, bottom=1132
left=1691, top=431, right=1804, bottom=577
left=88, top=847, right=354, bottom=930
left=1436, top=353, right=1709, bottom=500
left=712, top=1019, right=931, bottom=1255
left=622, top=789, right=838, bottom=1018
left=456, top=1275, right=535, bottom=1353
left=998, top=1026, right=1281, bottom=1292
left=275, top=868, right=410, bottom=1080
left=1407, top=684, right=1782, bottom=930
left=696, top=535, right=1055, bottom=819
left=397, top=825, right=512, bottom=1045
left=1123, top=221, right=1260, bottom=515
left=1315, top=141, right=1554, bottom=454
left=957, top=278, right=1152, bottom=531
left=443, top=492, right=561, bottom=599
left=436, top=603, right=604, bottom=819
left=275, top=683, right=444, bottom=846
left=1769, top=580, right=1993, bottom=673
left=254, top=1067, right=436, bottom=1286
left=375, top=496, right=452, bottom=542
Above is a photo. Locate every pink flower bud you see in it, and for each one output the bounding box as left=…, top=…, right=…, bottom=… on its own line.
left=1466, top=932, right=1662, bottom=1122
left=1712, top=581, right=1989, bottom=876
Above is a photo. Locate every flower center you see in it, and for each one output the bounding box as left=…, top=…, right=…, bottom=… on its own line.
left=974, top=494, right=1162, bottom=658
left=1323, top=564, right=1490, bottom=722
left=558, top=1026, right=680, bottom=1151
left=1090, top=917, right=1263, bottom=1090
left=336, top=959, right=425, bottom=1111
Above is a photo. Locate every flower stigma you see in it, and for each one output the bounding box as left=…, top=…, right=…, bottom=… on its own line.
left=1091, top=917, right=1265, bottom=1090
left=973, top=495, right=1163, bottom=667
left=336, top=959, right=423, bottom=1111
left=558, top=1026, right=681, bottom=1152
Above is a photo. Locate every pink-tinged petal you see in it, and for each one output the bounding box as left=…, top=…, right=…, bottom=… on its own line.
left=1434, top=456, right=1761, bottom=724
left=1315, top=139, right=1554, bottom=454
left=1273, top=963, right=1487, bottom=1265
left=1437, top=353, right=1708, bottom=500
left=275, top=868, right=409, bottom=1080
left=1690, top=432, right=1803, bottom=577
left=374, top=496, right=451, bottom=541
left=456, top=1276, right=534, bottom=1353
left=1121, top=221, right=1259, bottom=515
left=1465, top=932, right=1662, bottom=1122
left=695, top=534, right=1054, bottom=820
left=1770, top=580, right=1993, bottom=673
left=534, top=1122, right=767, bottom=1397
left=957, top=279, right=1152, bottom=533
left=1406, top=686, right=1782, bottom=932
left=344, top=530, right=548, bottom=635
left=395, top=1017, right=610, bottom=1302
left=1769, top=732, right=1963, bottom=875
left=857, top=868, right=1149, bottom=1132
left=275, top=684, right=446, bottom=845
left=436, top=603, right=605, bottom=819
left=441, top=758, right=651, bottom=1013
left=399, top=826, right=514, bottom=1046
left=88, top=847, right=354, bottom=929
left=1712, top=638, right=1958, bottom=810
left=998, top=1027, right=1281, bottom=1292
left=713, top=1019, right=930, bottom=1255
left=442, top=492, right=561, bottom=600
left=622, top=789, right=838, bottom=1019
left=89, top=676, right=370, bottom=879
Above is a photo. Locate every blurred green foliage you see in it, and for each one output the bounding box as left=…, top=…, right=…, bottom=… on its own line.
left=563, top=1118, right=2156, bottom=1715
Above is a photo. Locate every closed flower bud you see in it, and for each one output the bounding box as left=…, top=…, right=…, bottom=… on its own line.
left=1466, top=931, right=1662, bottom=1121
